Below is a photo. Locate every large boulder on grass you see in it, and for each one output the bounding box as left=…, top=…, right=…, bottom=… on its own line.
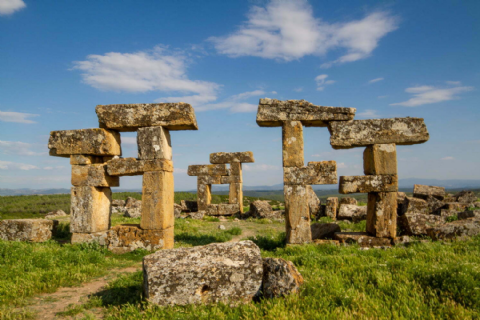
left=143, top=241, right=263, bottom=306
left=399, top=213, right=446, bottom=236
left=427, top=218, right=480, bottom=240
left=0, top=219, right=58, bottom=242
left=249, top=200, right=274, bottom=219
left=261, top=258, right=303, bottom=299
left=311, top=223, right=341, bottom=240
left=337, top=204, right=367, bottom=222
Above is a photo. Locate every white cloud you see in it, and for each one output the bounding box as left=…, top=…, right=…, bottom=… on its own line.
left=210, top=0, right=397, bottom=66
left=73, top=46, right=220, bottom=107
left=357, top=109, right=379, bottom=118
left=195, top=90, right=265, bottom=113
left=0, top=140, right=44, bottom=156
left=315, top=74, right=335, bottom=91
left=121, top=137, right=137, bottom=145
left=293, top=87, right=304, bottom=92
left=391, top=84, right=473, bottom=107
left=43, top=166, right=65, bottom=171
left=231, top=90, right=265, bottom=100
left=0, top=160, right=38, bottom=171
left=243, top=164, right=280, bottom=172
left=0, top=111, right=39, bottom=123
left=0, top=0, right=26, bottom=16
left=174, top=168, right=188, bottom=174
left=337, top=162, right=347, bottom=169
left=271, top=91, right=277, bottom=94
left=441, top=156, right=454, bottom=161
left=368, top=77, right=384, bottom=84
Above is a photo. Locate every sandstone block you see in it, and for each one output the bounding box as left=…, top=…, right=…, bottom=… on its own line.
left=45, top=210, right=68, bottom=218
left=198, top=175, right=222, bottom=185
left=205, top=204, right=219, bottom=216
left=221, top=175, right=242, bottom=184
left=401, top=197, right=429, bottom=215
left=188, top=164, right=227, bottom=176
left=425, top=195, right=445, bottom=215
left=256, top=99, right=355, bottom=127
left=334, top=232, right=392, bottom=247
left=438, top=209, right=458, bottom=218
left=325, top=197, right=338, bottom=219
left=337, top=204, right=367, bottom=222
left=413, top=184, right=446, bottom=200
left=107, top=158, right=173, bottom=176
left=197, top=183, right=211, bottom=211
left=282, top=121, right=304, bottom=167
left=442, top=202, right=468, bottom=212
left=284, top=161, right=337, bottom=185
left=108, top=225, right=174, bottom=254
left=363, top=144, right=397, bottom=175
left=340, top=197, right=358, bottom=205
left=137, top=126, right=172, bottom=160
left=311, top=223, right=341, bottom=240
left=49, top=128, right=121, bottom=156
left=284, top=185, right=311, bottom=244
left=70, top=186, right=111, bottom=233
left=229, top=182, right=243, bottom=213
left=210, top=152, right=254, bottom=164
left=70, top=155, right=104, bottom=165
left=218, top=204, right=241, bottom=216
left=249, top=200, right=273, bottom=219
left=230, top=162, right=242, bottom=176
left=339, top=175, right=398, bottom=194
left=366, top=192, right=397, bottom=238
left=143, top=241, right=263, bottom=306
left=140, top=171, right=174, bottom=230
left=458, top=210, right=480, bottom=220
left=329, top=118, right=429, bottom=149
left=71, top=164, right=119, bottom=187
left=0, top=219, right=58, bottom=242
left=261, top=258, right=304, bottom=299
left=307, top=186, right=321, bottom=218
left=96, top=103, right=198, bottom=131
left=71, top=231, right=108, bottom=245
left=427, top=219, right=480, bottom=241
left=399, top=213, right=446, bottom=236
left=454, top=191, right=478, bottom=204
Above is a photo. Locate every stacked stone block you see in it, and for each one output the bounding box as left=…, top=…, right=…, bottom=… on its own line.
left=188, top=152, right=254, bottom=216
left=48, top=103, right=198, bottom=251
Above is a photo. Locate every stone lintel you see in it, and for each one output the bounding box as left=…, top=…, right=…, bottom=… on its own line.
left=284, top=161, right=337, bottom=185
left=210, top=152, right=254, bottom=164
left=71, top=164, right=120, bottom=187
left=187, top=164, right=227, bottom=176
left=48, top=128, right=121, bottom=156
left=107, top=158, right=173, bottom=176
left=339, top=175, right=398, bottom=194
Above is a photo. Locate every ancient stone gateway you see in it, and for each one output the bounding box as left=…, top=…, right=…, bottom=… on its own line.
left=188, top=151, right=254, bottom=216
left=48, top=103, right=198, bottom=252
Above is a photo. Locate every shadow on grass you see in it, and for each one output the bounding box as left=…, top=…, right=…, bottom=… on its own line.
left=248, top=232, right=286, bottom=251
left=175, top=233, right=230, bottom=246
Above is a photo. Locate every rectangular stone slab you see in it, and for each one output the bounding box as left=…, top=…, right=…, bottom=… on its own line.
left=366, top=192, right=397, bottom=238
left=334, top=232, right=392, bottom=247
left=257, top=99, right=355, bottom=127
left=413, top=184, right=446, bottom=201
left=329, top=118, right=429, bottom=149
left=339, top=175, right=398, bottom=194
left=198, top=175, right=223, bottom=185
left=284, top=161, right=337, bottom=185
left=210, top=152, right=254, bottom=164
left=0, top=219, right=58, bottom=242
left=107, top=158, right=173, bottom=176
left=282, top=121, right=304, bottom=167
left=221, top=175, right=242, bottom=184
left=70, top=186, right=111, bottom=233
left=205, top=204, right=240, bottom=216
left=95, top=103, right=198, bottom=132
left=197, top=183, right=211, bottom=211
left=137, top=126, right=172, bottom=160
left=284, top=185, right=312, bottom=244
left=363, top=144, right=397, bottom=175
left=107, top=225, right=174, bottom=254
left=49, top=128, right=121, bottom=156
left=187, top=164, right=227, bottom=176
left=141, top=171, right=174, bottom=230
left=71, top=164, right=119, bottom=187
left=70, top=155, right=105, bottom=165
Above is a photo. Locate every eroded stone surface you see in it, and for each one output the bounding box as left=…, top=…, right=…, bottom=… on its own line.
left=363, top=144, right=397, bottom=175
left=307, top=186, right=321, bottom=218
left=454, top=191, right=478, bottom=204
left=141, top=171, right=174, bottom=230
left=143, top=241, right=263, bottom=306
left=210, top=152, right=254, bottom=164
left=188, top=164, right=227, bottom=176
left=401, top=197, right=429, bottom=215
left=249, top=200, right=273, bottom=219
left=340, top=197, right=357, bottom=206
left=197, top=183, right=211, bottom=211
left=96, top=103, right=198, bottom=131
left=261, top=258, right=304, bottom=299
left=399, top=213, right=446, bottom=236
left=49, top=128, right=121, bottom=156
left=205, top=204, right=240, bottom=216
left=107, top=158, right=173, bottom=176
left=137, top=126, right=172, bottom=160
left=284, top=161, right=337, bottom=185
left=311, top=223, right=340, bottom=240
left=413, top=184, right=446, bottom=201
left=458, top=210, right=480, bottom=220
left=366, top=192, right=397, bottom=238
left=427, top=218, right=480, bottom=240
left=284, top=185, right=311, bottom=244
left=71, top=164, right=119, bottom=187
left=0, top=219, right=57, bottom=242
left=337, top=204, right=367, bottom=222
left=325, top=197, right=338, bottom=220
left=70, top=186, right=111, bottom=233
left=334, top=232, right=392, bottom=247
left=339, top=175, right=398, bottom=194
left=282, top=121, right=304, bottom=167
left=108, top=225, right=173, bottom=254
left=329, top=118, right=429, bottom=149
left=71, top=231, right=108, bottom=245
left=70, top=155, right=104, bottom=165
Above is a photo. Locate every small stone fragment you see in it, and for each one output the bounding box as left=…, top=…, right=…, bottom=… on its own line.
left=209, top=152, right=254, bottom=164
left=339, top=175, right=398, bottom=194
left=49, top=128, right=121, bottom=156
left=137, top=126, right=172, bottom=160
left=261, top=258, right=304, bottom=299
left=0, top=219, right=58, bottom=242
left=284, top=161, right=337, bottom=185
left=218, top=225, right=226, bottom=230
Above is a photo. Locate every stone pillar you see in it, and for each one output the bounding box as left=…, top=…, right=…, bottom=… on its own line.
left=141, top=170, right=174, bottom=231
left=229, top=182, right=243, bottom=213
left=325, top=197, right=338, bottom=220
left=70, top=186, right=112, bottom=233
left=197, top=182, right=211, bottom=211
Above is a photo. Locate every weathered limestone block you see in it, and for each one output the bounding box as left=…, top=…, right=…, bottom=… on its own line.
left=198, top=175, right=222, bottom=185
left=284, top=161, right=337, bottom=185
left=205, top=204, right=219, bottom=216
left=71, top=164, right=119, bottom=187
left=307, top=186, right=321, bottom=218
left=249, top=200, right=273, bottom=219
left=70, top=155, right=104, bottom=165
left=282, top=121, right=304, bottom=167
left=188, top=164, right=227, bottom=176
left=107, top=158, right=173, bottom=176
left=442, top=202, right=468, bottom=212
left=334, top=232, right=392, bottom=247
left=229, top=182, right=243, bottom=213
left=210, top=152, right=254, bottom=164
left=340, top=197, right=357, bottom=205
left=367, top=192, right=397, bottom=238
left=221, top=175, right=242, bottom=184
left=70, top=186, right=111, bottom=233
left=458, top=210, right=480, bottom=220
left=143, top=241, right=263, bottom=306
left=137, top=126, right=172, bottom=160
left=454, top=191, right=478, bottom=204
left=108, top=225, right=174, bottom=254
left=256, top=99, right=355, bottom=127
left=397, top=192, right=407, bottom=203
left=438, top=209, right=458, bottom=218
left=329, top=118, right=429, bottom=149
left=95, top=103, right=198, bottom=131
left=413, top=184, right=446, bottom=200
left=140, top=171, right=174, bottom=230
left=71, top=231, right=108, bottom=245
left=0, top=219, right=58, bottom=242
left=427, top=218, right=480, bottom=241
left=325, top=197, right=338, bottom=219
left=401, top=197, right=429, bottom=215
left=49, top=128, right=121, bottom=156
left=197, top=183, right=211, bottom=211
left=218, top=204, right=241, bottom=216
left=284, top=185, right=311, bottom=244
left=45, top=210, right=68, bottom=218
left=310, top=223, right=341, bottom=240
left=230, top=162, right=242, bottom=177
left=399, top=213, right=446, bottom=236
left=363, top=144, right=397, bottom=175
left=339, top=175, right=398, bottom=194
left=425, top=195, right=445, bottom=215
left=261, top=258, right=304, bottom=299
left=337, top=204, right=367, bottom=222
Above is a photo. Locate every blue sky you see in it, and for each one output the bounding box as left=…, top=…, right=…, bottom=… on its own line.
left=0, top=0, right=479, bottom=190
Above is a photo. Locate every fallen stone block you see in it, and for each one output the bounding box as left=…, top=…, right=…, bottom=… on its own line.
left=71, top=231, right=108, bottom=245
left=438, top=209, right=458, bottom=218
left=325, top=197, right=338, bottom=220
left=442, top=202, right=468, bottom=212
left=125, top=207, right=141, bottom=218
left=205, top=204, right=219, bottom=216
left=210, top=151, right=254, bottom=164
left=108, top=224, right=174, bottom=254
left=187, top=211, right=205, bottom=220
left=454, top=191, right=478, bottom=204
left=0, top=219, right=58, bottom=242
left=329, top=118, right=429, bottom=149
left=188, top=164, right=227, bottom=176
left=340, top=197, right=357, bottom=206
left=399, top=213, right=446, bottom=236
left=313, top=239, right=340, bottom=245
left=339, top=175, right=398, bottom=194
left=208, top=204, right=241, bottom=216
left=334, top=232, right=392, bottom=247
left=366, top=192, right=397, bottom=238
left=249, top=200, right=273, bottom=219
left=137, top=126, right=172, bottom=160
left=112, top=199, right=126, bottom=207
left=261, top=258, right=303, bottom=299
left=337, top=204, right=367, bottom=222
left=95, top=103, right=198, bottom=131
left=141, top=171, right=174, bottom=230
left=45, top=209, right=68, bottom=218
left=284, top=185, right=311, bottom=244
left=143, top=240, right=263, bottom=306
left=425, top=195, right=445, bottom=215
left=70, top=155, right=105, bottom=165
left=307, top=186, right=321, bottom=218
left=49, top=128, right=121, bottom=157
left=401, top=197, right=429, bottom=215
left=427, top=219, right=480, bottom=240
left=284, top=161, right=337, bottom=185
left=311, top=223, right=341, bottom=240
left=282, top=120, right=304, bottom=167
left=413, top=184, right=446, bottom=201
left=363, top=143, right=397, bottom=175
left=256, top=99, right=355, bottom=127
left=71, top=164, right=119, bottom=187
left=70, top=186, right=111, bottom=233
left=107, top=158, right=173, bottom=176
left=458, top=210, right=480, bottom=220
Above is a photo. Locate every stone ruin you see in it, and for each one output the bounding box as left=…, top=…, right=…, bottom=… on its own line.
left=255, top=98, right=430, bottom=245
left=47, top=103, right=198, bottom=253
left=187, top=152, right=254, bottom=217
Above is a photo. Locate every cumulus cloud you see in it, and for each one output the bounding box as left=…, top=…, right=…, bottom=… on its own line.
left=0, top=0, right=26, bottom=16
left=73, top=46, right=220, bottom=106
left=0, top=160, right=38, bottom=171
left=0, top=111, right=39, bottom=123
left=368, top=77, right=384, bottom=84
left=210, top=0, right=397, bottom=66
left=0, top=140, right=44, bottom=156
left=121, top=137, right=137, bottom=145
left=315, top=74, right=335, bottom=91
left=391, top=83, right=473, bottom=107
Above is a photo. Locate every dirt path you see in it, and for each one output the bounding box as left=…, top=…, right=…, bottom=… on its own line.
left=25, top=264, right=142, bottom=320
